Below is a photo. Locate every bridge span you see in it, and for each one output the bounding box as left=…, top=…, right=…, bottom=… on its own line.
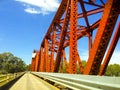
left=30, top=0, right=120, bottom=75
left=0, top=0, right=120, bottom=90
left=27, top=0, right=120, bottom=89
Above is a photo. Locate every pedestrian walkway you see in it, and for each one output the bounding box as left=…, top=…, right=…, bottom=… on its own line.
left=9, top=72, right=59, bottom=90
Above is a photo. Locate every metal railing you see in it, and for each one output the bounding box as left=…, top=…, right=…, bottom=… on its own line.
left=0, top=72, right=24, bottom=87
left=32, top=72, right=120, bottom=90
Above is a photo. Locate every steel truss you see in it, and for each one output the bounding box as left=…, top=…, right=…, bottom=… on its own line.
left=31, top=0, right=120, bottom=75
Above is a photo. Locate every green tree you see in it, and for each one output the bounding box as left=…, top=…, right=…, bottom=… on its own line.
left=81, top=60, right=87, bottom=68
left=25, top=64, right=31, bottom=71
left=105, top=64, right=120, bottom=76
left=0, top=52, right=27, bottom=73
left=0, top=52, right=14, bottom=73
left=16, top=59, right=26, bottom=72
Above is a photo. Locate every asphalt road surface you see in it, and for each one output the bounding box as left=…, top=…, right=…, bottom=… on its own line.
left=9, top=72, right=59, bottom=90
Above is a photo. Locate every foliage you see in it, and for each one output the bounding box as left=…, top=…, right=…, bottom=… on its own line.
left=25, top=64, right=31, bottom=71
left=0, top=52, right=27, bottom=73
left=104, top=64, right=120, bottom=76
left=81, top=60, right=87, bottom=67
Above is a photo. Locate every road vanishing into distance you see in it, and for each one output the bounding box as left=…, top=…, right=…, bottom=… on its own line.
left=9, top=72, right=59, bottom=90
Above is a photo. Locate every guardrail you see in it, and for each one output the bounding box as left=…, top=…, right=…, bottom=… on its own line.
left=0, top=72, right=24, bottom=87
left=32, top=72, right=120, bottom=90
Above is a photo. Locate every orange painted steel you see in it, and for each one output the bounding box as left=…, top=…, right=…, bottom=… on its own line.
left=31, top=58, right=35, bottom=71
left=50, top=31, right=56, bottom=72
left=30, top=0, right=120, bottom=75
left=39, top=47, right=45, bottom=72
left=69, top=0, right=78, bottom=74
left=99, top=22, right=120, bottom=76
left=44, top=38, right=50, bottom=72
left=34, top=50, right=40, bottom=71
left=31, top=50, right=40, bottom=72
left=54, top=0, right=70, bottom=72
left=84, top=0, right=120, bottom=75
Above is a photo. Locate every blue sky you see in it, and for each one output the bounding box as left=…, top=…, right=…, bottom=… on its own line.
left=0, top=0, right=120, bottom=65
left=0, top=0, right=60, bottom=64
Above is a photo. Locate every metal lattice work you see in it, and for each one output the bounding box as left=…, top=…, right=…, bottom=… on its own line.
left=30, top=0, right=120, bottom=75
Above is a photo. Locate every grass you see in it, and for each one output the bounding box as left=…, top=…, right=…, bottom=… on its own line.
left=0, top=74, right=14, bottom=87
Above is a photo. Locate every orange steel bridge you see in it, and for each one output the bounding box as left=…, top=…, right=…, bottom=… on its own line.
left=30, top=0, right=120, bottom=75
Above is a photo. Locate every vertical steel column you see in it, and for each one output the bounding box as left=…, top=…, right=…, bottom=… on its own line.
left=84, top=0, right=120, bottom=75
left=38, top=50, right=41, bottom=72
left=69, top=0, right=78, bottom=74
left=31, top=51, right=36, bottom=71
left=31, top=58, right=34, bottom=71
left=39, top=48, right=42, bottom=72
left=51, top=31, right=56, bottom=72
left=34, top=52, right=37, bottom=71
left=54, top=0, right=71, bottom=72
left=30, top=60, right=32, bottom=71
left=34, top=51, right=40, bottom=72
left=40, top=47, right=45, bottom=72
left=32, top=58, right=35, bottom=71
left=88, top=32, right=92, bottom=55
left=45, top=38, right=50, bottom=72
left=99, top=23, right=120, bottom=76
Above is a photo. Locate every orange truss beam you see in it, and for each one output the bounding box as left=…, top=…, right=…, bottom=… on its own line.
left=34, top=50, right=40, bottom=72
left=54, top=0, right=70, bottom=72
left=99, top=22, right=120, bottom=76
left=69, top=0, right=78, bottom=74
left=84, top=0, right=120, bottom=75
left=31, top=0, right=120, bottom=76
left=39, top=47, right=45, bottom=72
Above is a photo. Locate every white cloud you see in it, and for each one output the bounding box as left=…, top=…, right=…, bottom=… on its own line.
left=15, top=0, right=60, bottom=15
left=24, top=8, right=40, bottom=14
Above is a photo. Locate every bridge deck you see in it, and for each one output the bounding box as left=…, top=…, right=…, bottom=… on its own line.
left=9, top=72, right=58, bottom=90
